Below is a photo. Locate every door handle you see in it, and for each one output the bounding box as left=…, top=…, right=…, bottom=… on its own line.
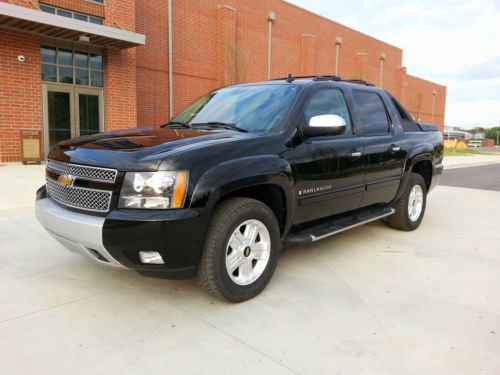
left=347, top=151, right=362, bottom=158
left=390, top=144, right=401, bottom=152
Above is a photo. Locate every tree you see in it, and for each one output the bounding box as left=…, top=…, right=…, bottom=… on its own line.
left=485, top=126, right=500, bottom=144
left=224, top=42, right=250, bottom=85
left=411, top=92, right=424, bottom=122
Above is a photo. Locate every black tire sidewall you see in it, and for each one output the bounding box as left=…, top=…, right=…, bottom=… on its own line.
left=403, top=174, right=427, bottom=230
left=215, top=201, right=280, bottom=300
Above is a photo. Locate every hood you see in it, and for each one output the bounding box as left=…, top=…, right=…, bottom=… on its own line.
left=49, top=127, right=251, bottom=171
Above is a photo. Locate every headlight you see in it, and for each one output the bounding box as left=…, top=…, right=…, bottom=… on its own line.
left=119, top=171, right=188, bottom=209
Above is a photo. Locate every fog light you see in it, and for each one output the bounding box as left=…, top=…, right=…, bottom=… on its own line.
left=139, top=251, right=164, bottom=265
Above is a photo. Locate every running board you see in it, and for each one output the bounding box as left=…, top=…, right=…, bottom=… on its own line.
left=285, top=206, right=395, bottom=245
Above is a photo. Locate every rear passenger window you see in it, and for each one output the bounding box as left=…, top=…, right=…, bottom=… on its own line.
left=352, top=91, right=390, bottom=136
left=304, top=89, right=353, bottom=136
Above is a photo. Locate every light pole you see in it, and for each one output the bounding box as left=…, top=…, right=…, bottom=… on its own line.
left=496, top=131, right=499, bottom=147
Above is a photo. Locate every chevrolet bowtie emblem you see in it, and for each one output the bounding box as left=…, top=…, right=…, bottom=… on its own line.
left=57, top=174, right=75, bottom=187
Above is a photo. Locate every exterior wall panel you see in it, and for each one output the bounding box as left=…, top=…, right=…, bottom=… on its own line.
left=0, top=0, right=447, bottom=162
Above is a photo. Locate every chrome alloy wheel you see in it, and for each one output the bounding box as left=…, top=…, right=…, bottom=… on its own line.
left=225, top=219, right=271, bottom=286
left=408, top=185, right=424, bottom=222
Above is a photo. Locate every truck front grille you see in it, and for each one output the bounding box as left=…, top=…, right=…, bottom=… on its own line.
left=46, top=178, right=113, bottom=213
left=45, top=160, right=117, bottom=213
left=47, top=159, right=117, bottom=183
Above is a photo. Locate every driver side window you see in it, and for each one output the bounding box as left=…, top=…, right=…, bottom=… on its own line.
left=304, top=89, right=353, bottom=136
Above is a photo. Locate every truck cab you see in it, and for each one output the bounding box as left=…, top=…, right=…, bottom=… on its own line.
left=36, top=76, right=444, bottom=302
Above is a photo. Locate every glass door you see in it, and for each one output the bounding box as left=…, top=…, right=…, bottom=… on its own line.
left=43, top=85, right=104, bottom=157
left=75, top=88, right=104, bottom=137
left=44, top=84, right=75, bottom=150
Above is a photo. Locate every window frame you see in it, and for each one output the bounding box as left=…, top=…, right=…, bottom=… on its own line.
left=41, top=45, right=104, bottom=88
left=351, top=89, right=393, bottom=137
left=302, top=86, right=356, bottom=139
left=39, top=4, right=104, bottom=25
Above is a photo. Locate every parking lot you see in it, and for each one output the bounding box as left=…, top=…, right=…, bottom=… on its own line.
left=1, top=162, right=499, bottom=375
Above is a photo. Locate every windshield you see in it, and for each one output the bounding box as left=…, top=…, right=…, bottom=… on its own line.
left=172, top=85, right=302, bottom=133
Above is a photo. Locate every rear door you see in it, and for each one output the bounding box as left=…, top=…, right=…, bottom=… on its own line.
left=350, top=90, right=405, bottom=207
left=284, top=87, right=365, bottom=224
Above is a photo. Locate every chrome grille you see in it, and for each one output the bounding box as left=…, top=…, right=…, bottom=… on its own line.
left=47, top=159, right=117, bottom=183
left=46, top=178, right=112, bottom=213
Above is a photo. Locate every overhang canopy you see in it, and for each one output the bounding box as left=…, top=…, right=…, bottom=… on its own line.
left=0, top=3, right=145, bottom=49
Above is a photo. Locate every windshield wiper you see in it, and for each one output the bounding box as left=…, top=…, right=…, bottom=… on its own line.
left=161, top=121, right=192, bottom=129
left=191, top=122, right=248, bottom=133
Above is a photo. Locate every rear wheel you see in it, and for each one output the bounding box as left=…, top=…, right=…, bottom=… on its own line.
left=198, top=198, right=281, bottom=302
left=387, top=173, right=427, bottom=231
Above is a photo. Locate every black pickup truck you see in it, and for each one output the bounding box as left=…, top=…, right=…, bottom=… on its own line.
left=36, top=76, right=443, bottom=302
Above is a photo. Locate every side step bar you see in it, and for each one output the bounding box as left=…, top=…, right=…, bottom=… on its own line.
left=285, top=206, right=395, bottom=245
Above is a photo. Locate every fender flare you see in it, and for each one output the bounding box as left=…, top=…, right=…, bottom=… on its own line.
left=395, top=144, right=434, bottom=201
left=190, top=155, right=295, bottom=232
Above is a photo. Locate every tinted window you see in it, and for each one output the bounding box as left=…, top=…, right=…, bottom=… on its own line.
left=172, top=85, right=302, bottom=133
left=304, top=89, right=352, bottom=136
left=352, top=91, right=390, bottom=136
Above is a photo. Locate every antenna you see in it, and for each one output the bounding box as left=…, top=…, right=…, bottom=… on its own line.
left=286, top=73, right=295, bottom=83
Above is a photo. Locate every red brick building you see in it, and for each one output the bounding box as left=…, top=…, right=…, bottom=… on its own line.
left=0, top=0, right=446, bottom=162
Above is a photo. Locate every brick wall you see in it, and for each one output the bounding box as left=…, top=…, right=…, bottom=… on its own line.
left=1, top=0, right=37, bottom=9
left=0, top=0, right=447, bottom=161
left=0, top=29, right=42, bottom=163
left=104, top=0, right=137, bottom=132
left=162, top=0, right=445, bottom=129
left=405, top=74, right=446, bottom=127
left=135, top=0, right=169, bottom=126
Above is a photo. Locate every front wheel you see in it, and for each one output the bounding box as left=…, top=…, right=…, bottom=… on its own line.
left=198, top=198, right=281, bottom=302
left=387, top=173, right=427, bottom=231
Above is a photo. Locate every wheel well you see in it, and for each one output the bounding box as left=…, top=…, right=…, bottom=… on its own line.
left=220, top=185, right=287, bottom=235
left=412, top=160, right=432, bottom=191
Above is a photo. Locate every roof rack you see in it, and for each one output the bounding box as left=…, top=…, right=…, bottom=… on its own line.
left=273, top=74, right=374, bottom=86
left=343, top=79, right=375, bottom=87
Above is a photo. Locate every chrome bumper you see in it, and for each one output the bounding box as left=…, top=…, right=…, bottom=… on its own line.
left=35, top=198, right=125, bottom=269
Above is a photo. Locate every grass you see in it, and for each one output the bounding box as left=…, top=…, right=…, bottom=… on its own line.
left=444, top=148, right=484, bottom=157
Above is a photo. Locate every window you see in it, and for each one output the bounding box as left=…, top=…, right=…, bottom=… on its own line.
left=172, top=85, right=303, bottom=133
left=351, top=91, right=390, bottom=136
left=41, top=46, right=104, bottom=88
left=39, top=4, right=104, bottom=25
left=304, top=89, right=353, bottom=136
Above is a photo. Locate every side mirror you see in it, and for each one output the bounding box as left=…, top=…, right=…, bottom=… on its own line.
left=302, top=114, right=347, bottom=138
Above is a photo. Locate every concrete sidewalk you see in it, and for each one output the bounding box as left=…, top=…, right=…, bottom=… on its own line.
left=443, top=154, right=500, bottom=169
left=1, top=165, right=499, bottom=374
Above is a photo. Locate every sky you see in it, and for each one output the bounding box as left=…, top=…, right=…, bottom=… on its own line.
left=287, top=0, right=500, bottom=129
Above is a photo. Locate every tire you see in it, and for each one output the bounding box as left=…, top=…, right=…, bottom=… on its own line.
left=387, top=173, right=427, bottom=231
left=198, top=197, right=281, bottom=302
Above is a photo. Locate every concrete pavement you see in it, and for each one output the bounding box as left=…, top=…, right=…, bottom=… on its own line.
left=0, top=164, right=499, bottom=375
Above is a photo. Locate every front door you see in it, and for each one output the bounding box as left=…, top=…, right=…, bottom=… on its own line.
left=284, top=87, right=365, bottom=225
left=43, top=84, right=104, bottom=156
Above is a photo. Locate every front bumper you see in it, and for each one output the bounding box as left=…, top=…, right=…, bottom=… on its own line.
left=36, top=191, right=206, bottom=279
left=36, top=198, right=125, bottom=269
